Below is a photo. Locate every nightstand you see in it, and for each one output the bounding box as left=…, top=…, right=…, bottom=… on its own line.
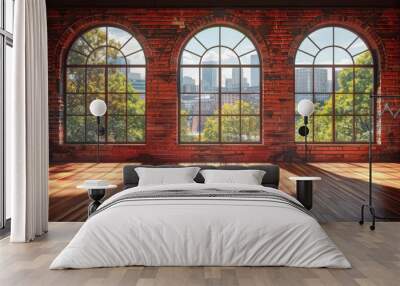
left=77, top=181, right=117, bottom=217
left=289, top=177, right=321, bottom=210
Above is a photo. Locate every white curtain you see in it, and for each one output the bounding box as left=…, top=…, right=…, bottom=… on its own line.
left=8, top=0, right=49, bottom=242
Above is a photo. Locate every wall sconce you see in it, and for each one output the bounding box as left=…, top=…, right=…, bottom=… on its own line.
left=89, top=99, right=107, bottom=163
left=297, top=99, right=315, bottom=162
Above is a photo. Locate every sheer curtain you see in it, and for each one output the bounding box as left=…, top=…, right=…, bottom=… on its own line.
left=8, top=0, right=49, bottom=242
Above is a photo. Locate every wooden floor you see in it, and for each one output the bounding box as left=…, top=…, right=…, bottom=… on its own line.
left=49, top=162, right=400, bottom=222
left=1, top=222, right=400, bottom=286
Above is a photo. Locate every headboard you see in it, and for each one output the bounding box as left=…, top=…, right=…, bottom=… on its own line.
left=123, top=164, right=280, bottom=189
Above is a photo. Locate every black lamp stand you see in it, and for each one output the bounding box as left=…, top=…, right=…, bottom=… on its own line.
left=359, top=95, right=400, bottom=231
left=298, top=116, right=310, bottom=162
left=96, top=116, right=100, bottom=163
left=96, top=116, right=106, bottom=163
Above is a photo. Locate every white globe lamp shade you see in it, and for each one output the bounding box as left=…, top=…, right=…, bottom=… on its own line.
left=89, top=99, right=107, bottom=117
left=297, top=99, right=315, bottom=117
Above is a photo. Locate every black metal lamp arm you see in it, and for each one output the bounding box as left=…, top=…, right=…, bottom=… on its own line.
left=96, top=116, right=100, bottom=163
left=304, top=116, right=308, bottom=162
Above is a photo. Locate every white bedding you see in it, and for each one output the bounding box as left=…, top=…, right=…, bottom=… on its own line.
left=50, top=183, right=351, bottom=269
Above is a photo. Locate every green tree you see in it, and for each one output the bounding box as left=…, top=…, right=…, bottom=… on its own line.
left=200, top=100, right=260, bottom=142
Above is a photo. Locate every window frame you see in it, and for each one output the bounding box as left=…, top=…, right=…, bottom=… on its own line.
left=178, top=25, right=263, bottom=144
left=294, top=25, right=377, bottom=144
left=63, top=25, right=147, bottom=144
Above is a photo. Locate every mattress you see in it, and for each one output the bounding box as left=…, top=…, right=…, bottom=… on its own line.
left=50, top=183, right=350, bottom=269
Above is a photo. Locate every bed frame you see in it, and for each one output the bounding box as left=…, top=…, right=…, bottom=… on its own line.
left=123, top=164, right=280, bottom=189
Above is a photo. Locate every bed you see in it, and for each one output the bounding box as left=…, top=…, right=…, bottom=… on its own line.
left=50, top=165, right=350, bottom=269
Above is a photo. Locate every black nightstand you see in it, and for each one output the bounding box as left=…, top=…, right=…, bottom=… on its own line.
left=289, top=177, right=321, bottom=210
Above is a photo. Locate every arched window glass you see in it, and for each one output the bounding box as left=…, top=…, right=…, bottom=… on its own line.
left=295, top=26, right=375, bottom=143
left=179, top=26, right=261, bottom=143
left=65, top=26, right=146, bottom=143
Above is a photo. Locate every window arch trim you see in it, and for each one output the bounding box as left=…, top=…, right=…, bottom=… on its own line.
left=295, top=25, right=375, bottom=66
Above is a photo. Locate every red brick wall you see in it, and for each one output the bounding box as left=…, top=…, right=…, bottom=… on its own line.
left=47, top=8, right=400, bottom=163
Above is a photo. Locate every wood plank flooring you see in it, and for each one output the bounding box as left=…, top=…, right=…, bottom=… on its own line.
left=49, top=163, right=400, bottom=222
left=1, top=222, right=400, bottom=286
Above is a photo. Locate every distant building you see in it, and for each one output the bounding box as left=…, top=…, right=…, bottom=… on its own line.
left=221, top=94, right=238, bottom=106
left=200, top=94, right=218, bottom=115
left=225, top=78, right=233, bottom=90
left=295, top=68, right=329, bottom=93
left=191, top=116, right=199, bottom=134
left=233, top=68, right=240, bottom=88
left=314, top=69, right=329, bottom=92
left=295, top=68, right=312, bottom=92
left=201, top=61, right=218, bottom=92
left=181, top=76, right=197, bottom=92
left=250, top=54, right=259, bottom=88
left=128, top=72, right=146, bottom=92
left=242, top=77, right=249, bottom=90
left=224, top=69, right=240, bottom=92
left=181, top=94, right=198, bottom=114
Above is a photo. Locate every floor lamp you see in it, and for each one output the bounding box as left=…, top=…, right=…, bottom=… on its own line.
left=89, top=99, right=107, bottom=163
left=359, top=95, right=400, bottom=231
left=297, top=99, right=315, bottom=162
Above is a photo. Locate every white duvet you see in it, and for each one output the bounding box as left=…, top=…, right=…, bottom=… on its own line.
left=50, top=183, right=351, bottom=269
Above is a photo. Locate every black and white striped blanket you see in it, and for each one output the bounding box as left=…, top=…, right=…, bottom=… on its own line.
left=91, top=189, right=314, bottom=218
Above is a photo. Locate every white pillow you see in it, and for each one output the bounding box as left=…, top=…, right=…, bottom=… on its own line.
left=200, top=169, right=266, bottom=185
left=135, top=167, right=200, bottom=186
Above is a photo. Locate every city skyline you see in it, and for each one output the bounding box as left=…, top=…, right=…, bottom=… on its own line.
left=181, top=73, right=259, bottom=94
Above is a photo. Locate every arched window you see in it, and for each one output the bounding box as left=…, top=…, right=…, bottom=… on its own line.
left=179, top=26, right=261, bottom=143
left=65, top=26, right=146, bottom=143
left=295, top=26, right=375, bottom=143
